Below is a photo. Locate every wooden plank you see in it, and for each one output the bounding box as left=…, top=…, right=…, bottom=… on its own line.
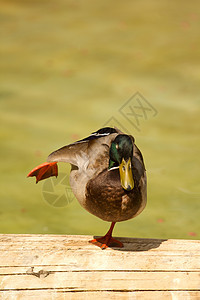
left=0, top=235, right=199, bottom=271
left=0, top=291, right=200, bottom=300
left=0, top=270, right=200, bottom=291
left=0, top=234, right=199, bottom=299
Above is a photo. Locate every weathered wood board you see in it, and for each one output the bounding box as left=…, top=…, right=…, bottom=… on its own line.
left=0, top=234, right=199, bottom=299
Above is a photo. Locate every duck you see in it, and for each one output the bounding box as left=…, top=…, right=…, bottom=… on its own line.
left=27, top=127, right=147, bottom=249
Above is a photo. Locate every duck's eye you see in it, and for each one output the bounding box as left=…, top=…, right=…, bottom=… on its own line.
left=122, top=166, right=125, bottom=172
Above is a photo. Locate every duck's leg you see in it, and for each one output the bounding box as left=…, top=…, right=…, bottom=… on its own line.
left=27, top=162, right=58, bottom=183
left=89, top=222, right=124, bottom=250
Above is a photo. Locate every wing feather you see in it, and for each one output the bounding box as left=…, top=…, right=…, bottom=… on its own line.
left=47, top=127, right=119, bottom=169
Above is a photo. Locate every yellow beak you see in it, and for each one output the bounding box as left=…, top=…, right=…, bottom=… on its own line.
left=119, top=158, right=134, bottom=191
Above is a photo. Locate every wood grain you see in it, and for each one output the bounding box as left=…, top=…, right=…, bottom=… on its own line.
left=0, top=235, right=199, bottom=299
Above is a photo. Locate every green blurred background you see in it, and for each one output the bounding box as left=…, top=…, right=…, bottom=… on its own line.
left=0, top=0, right=199, bottom=239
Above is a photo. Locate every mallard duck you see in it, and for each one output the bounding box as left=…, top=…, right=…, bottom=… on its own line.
left=28, top=127, right=147, bottom=249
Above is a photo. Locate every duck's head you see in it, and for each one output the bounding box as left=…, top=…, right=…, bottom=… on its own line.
left=109, top=134, right=134, bottom=191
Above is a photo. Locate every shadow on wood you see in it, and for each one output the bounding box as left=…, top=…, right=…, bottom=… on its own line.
left=92, top=236, right=167, bottom=251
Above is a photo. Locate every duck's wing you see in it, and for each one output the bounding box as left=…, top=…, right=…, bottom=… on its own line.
left=28, top=127, right=122, bottom=183
left=47, top=127, right=121, bottom=171
left=47, top=140, right=88, bottom=166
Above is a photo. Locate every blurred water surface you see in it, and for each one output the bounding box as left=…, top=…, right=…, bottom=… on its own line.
left=0, top=0, right=199, bottom=239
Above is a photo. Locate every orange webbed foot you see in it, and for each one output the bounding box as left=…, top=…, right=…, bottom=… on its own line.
left=27, top=162, right=58, bottom=183
left=89, top=235, right=124, bottom=250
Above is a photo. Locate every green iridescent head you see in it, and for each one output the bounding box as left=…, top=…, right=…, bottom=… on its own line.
left=109, top=134, right=134, bottom=191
